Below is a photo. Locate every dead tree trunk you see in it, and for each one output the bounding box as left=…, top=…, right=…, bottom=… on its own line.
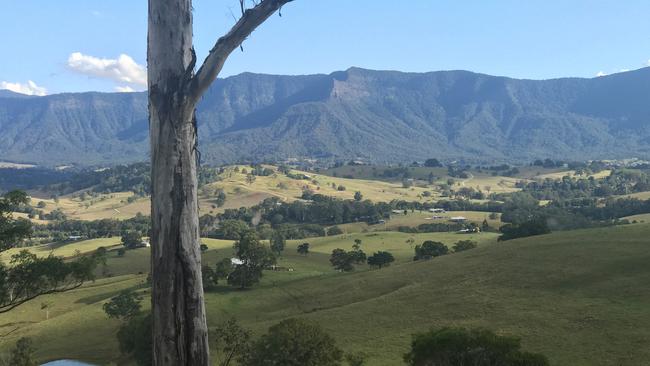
left=147, top=1, right=294, bottom=365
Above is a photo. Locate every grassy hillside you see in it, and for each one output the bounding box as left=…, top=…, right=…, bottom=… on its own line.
left=24, top=165, right=445, bottom=221
left=2, top=224, right=650, bottom=365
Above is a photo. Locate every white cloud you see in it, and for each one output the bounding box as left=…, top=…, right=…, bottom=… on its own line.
left=646, top=59, right=650, bottom=67
left=619, top=69, right=630, bottom=73
left=595, top=71, right=607, bottom=77
left=67, top=52, right=146, bottom=89
left=0, top=80, right=47, bottom=96
left=115, top=85, right=136, bottom=93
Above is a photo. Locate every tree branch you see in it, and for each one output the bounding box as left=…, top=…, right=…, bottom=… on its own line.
left=187, top=0, right=293, bottom=102
left=0, top=281, right=84, bottom=314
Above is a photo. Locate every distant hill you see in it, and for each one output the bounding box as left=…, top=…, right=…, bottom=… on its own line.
left=1, top=67, right=650, bottom=166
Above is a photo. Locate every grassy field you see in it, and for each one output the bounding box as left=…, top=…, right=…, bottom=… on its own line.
left=22, top=165, right=445, bottom=222
left=337, top=211, right=501, bottom=234
left=323, top=165, right=522, bottom=194
left=2, top=224, right=650, bottom=365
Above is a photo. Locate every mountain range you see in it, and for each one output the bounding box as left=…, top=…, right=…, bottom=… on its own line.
left=1, top=67, right=649, bottom=166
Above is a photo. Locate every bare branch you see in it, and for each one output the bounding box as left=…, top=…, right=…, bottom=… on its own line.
left=188, top=0, right=293, bottom=102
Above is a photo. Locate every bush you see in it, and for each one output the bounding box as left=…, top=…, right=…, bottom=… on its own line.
left=117, top=314, right=152, bottom=366
left=499, top=219, right=551, bottom=241
left=8, top=337, right=36, bottom=366
left=103, top=290, right=142, bottom=320
left=328, top=226, right=344, bottom=236
left=367, top=251, right=395, bottom=268
left=404, top=327, right=549, bottom=366
left=243, top=319, right=343, bottom=366
left=414, top=241, right=448, bottom=260
left=453, top=240, right=477, bottom=252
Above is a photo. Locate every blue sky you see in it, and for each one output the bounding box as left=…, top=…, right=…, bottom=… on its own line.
left=1, top=0, right=649, bottom=94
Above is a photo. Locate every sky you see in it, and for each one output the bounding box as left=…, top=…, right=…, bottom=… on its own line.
left=1, top=0, right=649, bottom=95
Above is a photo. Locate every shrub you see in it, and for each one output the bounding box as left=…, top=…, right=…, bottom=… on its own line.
left=404, top=327, right=549, bottom=366
left=243, top=319, right=343, bottom=366
left=117, top=314, right=152, bottom=366
left=453, top=240, right=477, bottom=252
left=414, top=241, right=448, bottom=260
left=328, top=226, right=344, bottom=236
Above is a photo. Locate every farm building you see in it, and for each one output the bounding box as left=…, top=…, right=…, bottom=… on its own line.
left=450, top=216, right=467, bottom=222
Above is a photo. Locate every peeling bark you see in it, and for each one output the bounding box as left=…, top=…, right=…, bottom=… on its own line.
left=147, top=1, right=294, bottom=365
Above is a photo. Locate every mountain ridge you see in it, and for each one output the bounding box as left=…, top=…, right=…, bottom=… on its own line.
left=1, top=67, right=649, bottom=166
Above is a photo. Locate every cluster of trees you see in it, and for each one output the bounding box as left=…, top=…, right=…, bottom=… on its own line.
left=404, top=327, right=549, bottom=366
left=202, top=229, right=276, bottom=290
left=413, top=240, right=477, bottom=260
left=497, top=191, right=650, bottom=240
left=517, top=169, right=650, bottom=200
left=32, top=213, right=150, bottom=242
left=215, top=195, right=393, bottom=227
left=447, top=166, right=470, bottom=179
left=392, top=199, right=503, bottom=213
left=329, top=239, right=395, bottom=271
left=43, top=162, right=223, bottom=197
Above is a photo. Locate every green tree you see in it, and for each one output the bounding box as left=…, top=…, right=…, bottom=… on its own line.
left=212, top=318, right=252, bottom=366
left=367, top=251, right=395, bottom=268
left=354, top=191, right=363, bottom=201
left=121, top=231, right=143, bottom=249
left=246, top=174, right=256, bottom=185
left=424, top=158, right=442, bottom=167
left=103, top=290, right=142, bottom=320
left=350, top=239, right=366, bottom=264
left=0, top=250, right=98, bottom=313
left=8, top=337, right=36, bottom=366
left=328, top=226, right=344, bottom=236
left=453, top=240, right=477, bottom=252
left=330, top=248, right=355, bottom=272
left=297, top=242, right=310, bottom=255
left=414, top=241, right=448, bottom=260
left=216, top=220, right=250, bottom=240
left=481, top=219, right=490, bottom=232
left=404, top=327, right=549, bottom=366
left=270, top=230, right=286, bottom=256
left=243, top=318, right=343, bottom=366
left=202, top=266, right=219, bottom=290
left=215, top=258, right=232, bottom=279
left=228, top=230, right=275, bottom=289
left=117, top=313, right=152, bottom=366
left=0, top=190, right=32, bottom=252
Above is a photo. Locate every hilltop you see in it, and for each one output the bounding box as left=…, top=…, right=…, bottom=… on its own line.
left=1, top=67, right=650, bottom=166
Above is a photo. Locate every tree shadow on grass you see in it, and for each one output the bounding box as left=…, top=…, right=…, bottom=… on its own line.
left=74, top=283, right=149, bottom=305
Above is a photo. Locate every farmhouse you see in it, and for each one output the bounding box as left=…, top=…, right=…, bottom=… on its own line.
left=450, top=216, right=467, bottom=222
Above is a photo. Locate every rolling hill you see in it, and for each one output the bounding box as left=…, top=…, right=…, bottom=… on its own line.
left=2, top=223, right=650, bottom=365
left=1, top=67, right=650, bottom=166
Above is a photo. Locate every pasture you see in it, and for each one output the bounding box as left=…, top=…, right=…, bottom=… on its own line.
left=2, top=224, right=650, bottom=365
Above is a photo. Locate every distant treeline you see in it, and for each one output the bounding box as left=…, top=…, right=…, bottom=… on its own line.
left=0, top=168, right=72, bottom=191
left=33, top=213, right=150, bottom=242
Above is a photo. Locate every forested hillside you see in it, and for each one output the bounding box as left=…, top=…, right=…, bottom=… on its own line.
left=1, top=67, right=650, bottom=166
